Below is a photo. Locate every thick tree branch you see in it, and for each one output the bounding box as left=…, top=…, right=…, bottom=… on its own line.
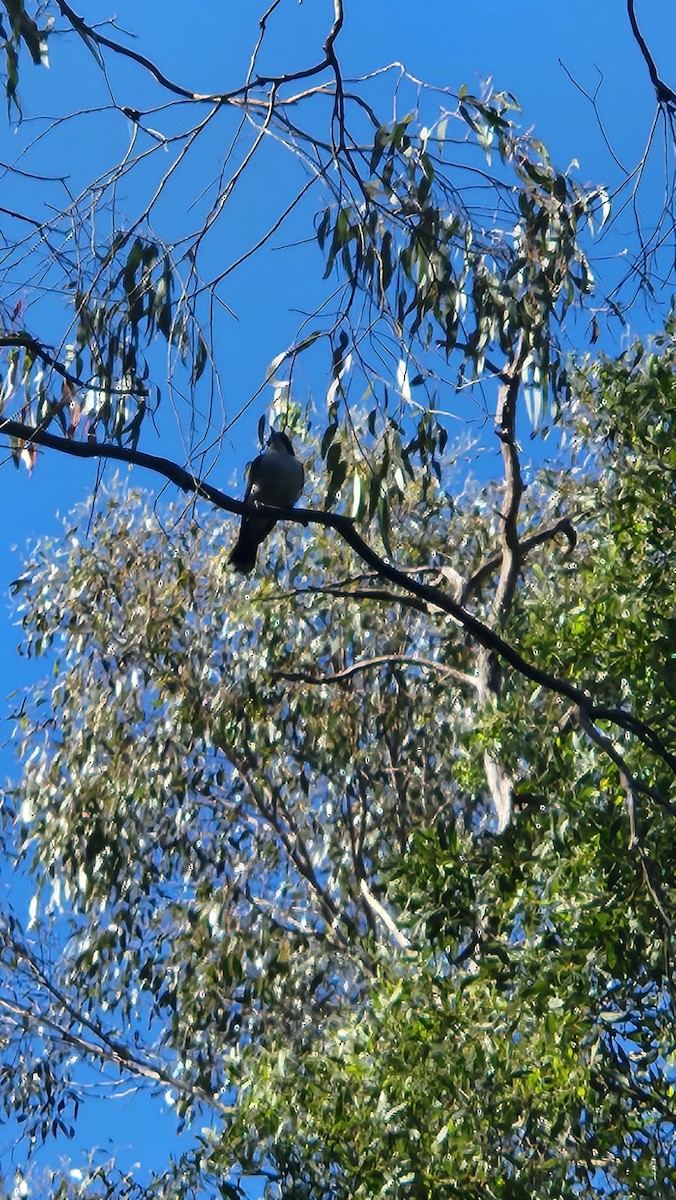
left=476, top=336, right=529, bottom=828
left=1, top=418, right=674, bottom=780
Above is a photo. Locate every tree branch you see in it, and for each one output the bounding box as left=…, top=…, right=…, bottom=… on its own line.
left=1, top=418, right=674, bottom=780
left=54, top=0, right=347, bottom=108
left=54, top=0, right=220, bottom=101
left=271, top=653, right=478, bottom=691
left=358, top=880, right=413, bottom=953
left=578, top=709, right=676, bottom=816
left=491, top=333, right=529, bottom=628
left=460, top=517, right=577, bottom=605
left=215, top=741, right=366, bottom=952
left=476, top=335, right=529, bottom=828
left=268, top=583, right=431, bottom=615
left=0, top=334, right=131, bottom=395
left=627, top=0, right=676, bottom=110
left=0, top=992, right=232, bottom=1117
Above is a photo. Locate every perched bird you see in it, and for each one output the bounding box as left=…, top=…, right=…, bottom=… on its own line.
left=228, top=431, right=305, bottom=574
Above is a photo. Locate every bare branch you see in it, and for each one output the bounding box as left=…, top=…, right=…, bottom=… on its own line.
left=558, top=61, right=628, bottom=173
left=272, top=653, right=478, bottom=691
left=627, top=0, right=676, bottom=110
left=55, top=0, right=347, bottom=108
left=54, top=0, right=219, bottom=101
left=358, top=880, right=413, bottom=953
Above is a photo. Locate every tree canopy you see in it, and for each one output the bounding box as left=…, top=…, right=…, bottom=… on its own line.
left=0, top=3, right=675, bottom=1198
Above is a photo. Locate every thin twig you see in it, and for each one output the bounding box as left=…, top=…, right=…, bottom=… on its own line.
left=0, top=992, right=232, bottom=1116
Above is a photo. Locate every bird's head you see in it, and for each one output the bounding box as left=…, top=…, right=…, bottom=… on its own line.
left=267, top=430, right=295, bottom=456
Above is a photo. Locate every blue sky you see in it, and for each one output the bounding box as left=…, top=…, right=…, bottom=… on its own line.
left=0, top=0, right=673, bottom=1191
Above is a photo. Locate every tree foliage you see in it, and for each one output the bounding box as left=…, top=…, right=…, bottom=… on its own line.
left=1, top=2, right=676, bottom=1198
left=2, top=327, right=676, bottom=1196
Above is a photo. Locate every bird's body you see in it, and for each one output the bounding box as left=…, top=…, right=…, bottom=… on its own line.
left=228, top=431, right=304, bottom=574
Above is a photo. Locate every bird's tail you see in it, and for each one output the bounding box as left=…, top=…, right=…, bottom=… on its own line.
left=228, top=538, right=258, bottom=574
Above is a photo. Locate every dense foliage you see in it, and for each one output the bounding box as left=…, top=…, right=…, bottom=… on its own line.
left=1, top=328, right=675, bottom=1197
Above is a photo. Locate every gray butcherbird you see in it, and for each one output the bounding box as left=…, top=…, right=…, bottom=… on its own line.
left=228, top=431, right=305, bottom=574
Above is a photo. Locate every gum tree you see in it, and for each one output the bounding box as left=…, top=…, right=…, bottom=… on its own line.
left=0, top=2, right=675, bottom=1196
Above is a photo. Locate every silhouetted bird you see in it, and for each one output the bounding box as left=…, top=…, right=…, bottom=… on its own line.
left=228, top=431, right=304, bottom=574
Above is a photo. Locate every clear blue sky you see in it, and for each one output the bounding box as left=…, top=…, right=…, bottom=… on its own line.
left=0, top=0, right=672, bottom=1191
